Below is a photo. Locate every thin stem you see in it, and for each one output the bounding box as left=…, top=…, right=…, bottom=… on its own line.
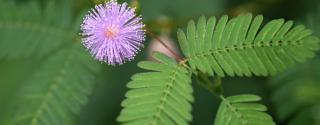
left=213, top=76, right=223, bottom=96
left=131, top=0, right=182, bottom=62
left=196, top=72, right=224, bottom=98
left=146, top=30, right=183, bottom=62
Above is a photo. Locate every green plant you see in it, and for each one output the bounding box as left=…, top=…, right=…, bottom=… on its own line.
left=1, top=0, right=320, bottom=125
left=118, top=14, right=319, bottom=125
left=0, top=1, right=103, bottom=125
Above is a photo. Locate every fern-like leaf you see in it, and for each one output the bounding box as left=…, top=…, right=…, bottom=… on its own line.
left=0, top=1, right=75, bottom=59
left=177, top=14, right=320, bottom=77
left=214, top=94, right=276, bottom=125
left=117, top=52, right=194, bottom=125
left=10, top=44, right=101, bottom=125
left=270, top=10, right=320, bottom=124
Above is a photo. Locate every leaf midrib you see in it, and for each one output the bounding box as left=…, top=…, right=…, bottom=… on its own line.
left=149, top=66, right=180, bottom=125
left=222, top=98, right=248, bottom=125
left=30, top=50, right=73, bottom=125
left=187, top=40, right=303, bottom=60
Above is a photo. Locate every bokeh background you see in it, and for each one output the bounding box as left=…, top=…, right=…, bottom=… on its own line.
left=0, top=0, right=320, bottom=125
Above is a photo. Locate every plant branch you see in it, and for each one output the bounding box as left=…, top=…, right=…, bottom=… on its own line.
left=196, top=72, right=224, bottom=98
left=146, top=30, right=183, bottom=62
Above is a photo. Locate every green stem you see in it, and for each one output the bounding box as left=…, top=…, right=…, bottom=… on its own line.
left=196, top=72, right=224, bottom=98
left=213, top=76, right=223, bottom=96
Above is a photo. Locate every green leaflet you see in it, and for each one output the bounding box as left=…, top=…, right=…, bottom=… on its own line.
left=10, top=44, right=101, bottom=125
left=177, top=14, right=320, bottom=77
left=117, top=52, right=194, bottom=125
left=0, top=1, right=75, bottom=59
left=269, top=10, right=320, bottom=125
left=214, top=94, right=276, bottom=125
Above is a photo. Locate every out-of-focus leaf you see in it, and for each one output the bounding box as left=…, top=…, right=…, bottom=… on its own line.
left=0, top=1, right=75, bottom=59
left=10, top=44, right=102, bottom=125
left=270, top=8, right=320, bottom=125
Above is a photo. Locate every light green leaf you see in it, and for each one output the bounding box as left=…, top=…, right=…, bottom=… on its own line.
left=177, top=14, right=320, bottom=77
left=118, top=53, right=193, bottom=125
left=214, top=94, right=276, bottom=125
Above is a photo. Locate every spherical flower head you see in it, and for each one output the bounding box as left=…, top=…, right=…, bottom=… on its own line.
left=81, top=0, right=145, bottom=65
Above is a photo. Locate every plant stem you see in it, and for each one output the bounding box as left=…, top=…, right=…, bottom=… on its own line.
left=213, top=76, right=223, bottom=96
left=196, top=72, right=224, bottom=98
left=146, top=30, right=183, bottom=62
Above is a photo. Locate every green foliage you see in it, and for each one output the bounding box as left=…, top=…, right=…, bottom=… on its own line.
left=215, top=94, right=276, bottom=125
left=1, top=0, right=319, bottom=124
left=117, top=13, right=320, bottom=125
left=270, top=58, right=320, bottom=125
left=140, top=0, right=225, bottom=21
left=305, top=7, right=320, bottom=36
left=269, top=9, right=320, bottom=125
left=117, top=52, right=194, bottom=125
left=177, top=14, right=320, bottom=77
left=0, top=1, right=75, bottom=59
left=10, top=44, right=101, bottom=125
left=0, top=1, right=103, bottom=125
left=287, top=105, right=320, bottom=125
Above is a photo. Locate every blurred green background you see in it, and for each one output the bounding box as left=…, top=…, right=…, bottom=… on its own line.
left=0, top=0, right=320, bottom=125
